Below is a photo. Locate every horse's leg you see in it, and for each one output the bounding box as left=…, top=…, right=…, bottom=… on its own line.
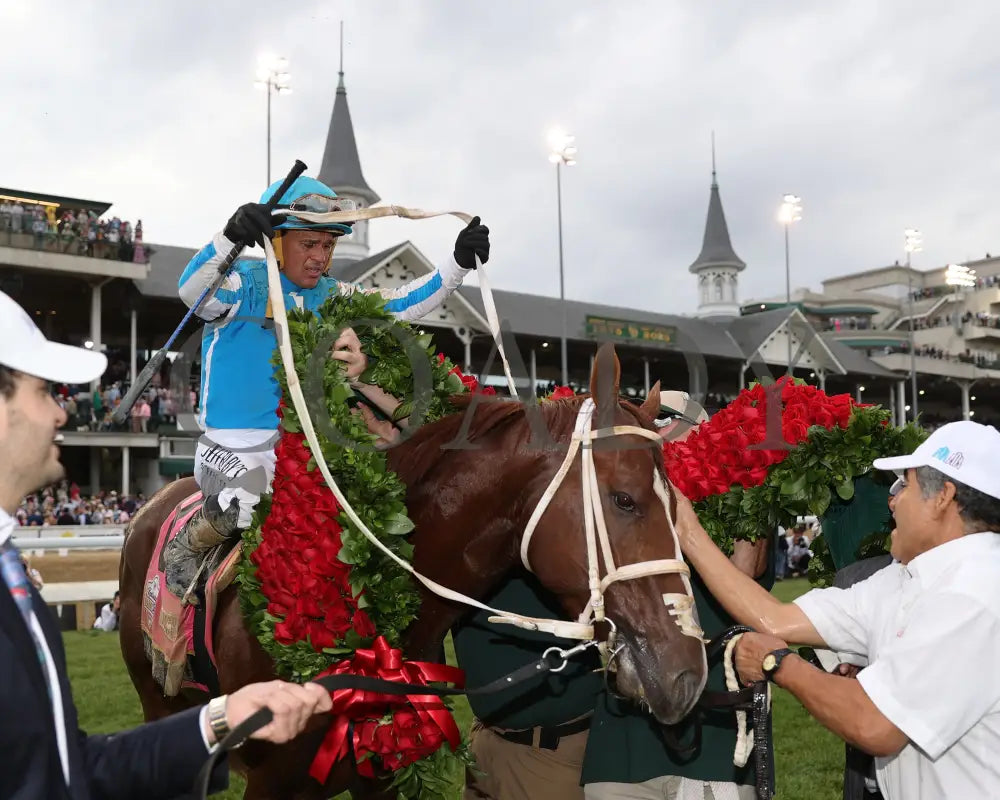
left=241, top=747, right=359, bottom=800
left=211, top=588, right=359, bottom=799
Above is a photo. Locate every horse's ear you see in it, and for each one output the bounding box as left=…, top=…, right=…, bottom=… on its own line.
left=640, top=380, right=661, bottom=420
left=589, top=343, right=620, bottom=419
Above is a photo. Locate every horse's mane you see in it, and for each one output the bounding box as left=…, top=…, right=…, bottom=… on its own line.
left=389, top=393, right=657, bottom=486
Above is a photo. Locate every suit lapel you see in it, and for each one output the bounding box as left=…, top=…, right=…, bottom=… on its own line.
left=1, top=581, right=77, bottom=795
left=31, top=587, right=83, bottom=800
left=0, top=575, right=50, bottom=702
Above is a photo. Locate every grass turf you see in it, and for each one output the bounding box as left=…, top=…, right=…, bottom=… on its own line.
left=65, top=578, right=843, bottom=799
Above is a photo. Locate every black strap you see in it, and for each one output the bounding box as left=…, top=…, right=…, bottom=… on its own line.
left=193, top=648, right=578, bottom=798
left=694, top=625, right=776, bottom=800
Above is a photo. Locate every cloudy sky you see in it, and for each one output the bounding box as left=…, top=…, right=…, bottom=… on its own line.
left=3, top=0, right=999, bottom=314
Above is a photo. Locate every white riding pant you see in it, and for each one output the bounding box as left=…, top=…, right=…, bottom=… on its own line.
left=193, top=427, right=278, bottom=529
left=585, top=777, right=755, bottom=800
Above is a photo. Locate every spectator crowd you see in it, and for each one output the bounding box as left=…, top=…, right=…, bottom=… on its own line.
left=52, top=380, right=197, bottom=434
left=14, top=480, right=146, bottom=527
left=0, top=198, right=146, bottom=264
left=882, top=343, right=1000, bottom=370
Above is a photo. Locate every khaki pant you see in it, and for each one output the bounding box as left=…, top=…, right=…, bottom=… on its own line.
left=464, top=720, right=589, bottom=800
left=585, top=777, right=756, bottom=800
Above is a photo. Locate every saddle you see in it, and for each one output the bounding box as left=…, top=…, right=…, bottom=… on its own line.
left=141, top=491, right=242, bottom=696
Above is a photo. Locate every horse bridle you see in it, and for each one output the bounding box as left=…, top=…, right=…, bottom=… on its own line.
left=512, top=398, right=704, bottom=644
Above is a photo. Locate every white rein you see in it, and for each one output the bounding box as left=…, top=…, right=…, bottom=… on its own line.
left=260, top=204, right=703, bottom=645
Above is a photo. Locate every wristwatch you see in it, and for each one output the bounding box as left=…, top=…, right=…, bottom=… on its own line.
left=761, top=648, right=794, bottom=682
left=207, top=695, right=232, bottom=743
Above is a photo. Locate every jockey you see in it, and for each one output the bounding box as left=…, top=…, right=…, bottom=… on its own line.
left=164, top=175, right=490, bottom=599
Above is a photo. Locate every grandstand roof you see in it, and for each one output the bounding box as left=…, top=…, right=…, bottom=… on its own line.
left=0, top=187, right=112, bottom=216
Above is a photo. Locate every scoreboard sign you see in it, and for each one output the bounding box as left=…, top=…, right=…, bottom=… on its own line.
left=585, top=315, right=675, bottom=347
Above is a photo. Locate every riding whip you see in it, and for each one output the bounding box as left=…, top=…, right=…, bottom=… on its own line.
left=112, top=159, right=308, bottom=425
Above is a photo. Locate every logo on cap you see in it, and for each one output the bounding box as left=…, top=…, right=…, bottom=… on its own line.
left=932, top=446, right=964, bottom=468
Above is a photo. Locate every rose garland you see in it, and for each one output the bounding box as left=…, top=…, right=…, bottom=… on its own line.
left=236, top=291, right=492, bottom=797
left=664, top=377, right=925, bottom=557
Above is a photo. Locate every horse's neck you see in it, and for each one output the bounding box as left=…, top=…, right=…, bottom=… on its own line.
left=386, top=411, right=554, bottom=657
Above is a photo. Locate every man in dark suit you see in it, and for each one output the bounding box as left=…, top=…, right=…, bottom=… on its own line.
left=0, top=290, right=333, bottom=800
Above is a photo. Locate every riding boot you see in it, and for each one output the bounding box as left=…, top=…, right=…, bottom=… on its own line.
left=164, top=494, right=240, bottom=602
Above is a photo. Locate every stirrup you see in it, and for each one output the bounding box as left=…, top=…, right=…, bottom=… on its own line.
left=180, top=538, right=232, bottom=608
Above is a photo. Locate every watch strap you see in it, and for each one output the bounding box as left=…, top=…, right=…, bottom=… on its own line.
left=208, top=695, right=231, bottom=742
left=763, top=648, right=794, bottom=682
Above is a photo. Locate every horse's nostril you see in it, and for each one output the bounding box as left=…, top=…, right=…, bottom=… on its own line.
left=676, top=669, right=703, bottom=699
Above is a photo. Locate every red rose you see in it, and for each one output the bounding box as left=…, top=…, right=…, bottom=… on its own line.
left=352, top=608, right=376, bottom=638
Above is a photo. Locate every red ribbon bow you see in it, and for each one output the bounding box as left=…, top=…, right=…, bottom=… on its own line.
left=308, top=636, right=465, bottom=783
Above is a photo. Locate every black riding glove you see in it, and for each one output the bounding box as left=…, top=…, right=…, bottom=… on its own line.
left=453, top=216, right=490, bottom=270
left=224, top=203, right=274, bottom=248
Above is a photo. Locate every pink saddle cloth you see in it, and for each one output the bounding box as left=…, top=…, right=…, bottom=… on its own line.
left=141, top=490, right=242, bottom=696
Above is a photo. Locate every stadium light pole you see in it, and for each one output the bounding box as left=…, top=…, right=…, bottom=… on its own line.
left=904, top=228, right=923, bottom=422
left=255, top=55, right=292, bottom=186
left=548, top=129, right=577, bottom=387
left=778, top=194, right=803, bottom=375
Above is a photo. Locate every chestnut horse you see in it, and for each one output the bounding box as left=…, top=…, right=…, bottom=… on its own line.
left=118, top=347, right=707, bottom=799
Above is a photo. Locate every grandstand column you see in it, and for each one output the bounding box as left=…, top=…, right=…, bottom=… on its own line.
left=959, top=380, right=972, bottom=421
left=888, top=384, right=896, bottom=426
left=89, top=282, right=103, bottom=391
left=530, top=348, right=537, bottom=390
left=896, top=380, right=906, bottom=425
left=643, top=357, right=650, bottom=394
left=456, top=326, right=473, bottom=373
left=122, top=446, right=130, bottom=497
left=89, top=449, right=100, bottom=495
left=129, top=309, right=137, bottom=384
left=816, top=368, right=826, bottom=391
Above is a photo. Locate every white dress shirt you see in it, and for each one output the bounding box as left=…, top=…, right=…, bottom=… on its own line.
left=796, top=533, right=1000, bottom=800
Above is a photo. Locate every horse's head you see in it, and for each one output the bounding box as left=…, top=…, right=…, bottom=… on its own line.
left=524, top=344, right=708, bottom=725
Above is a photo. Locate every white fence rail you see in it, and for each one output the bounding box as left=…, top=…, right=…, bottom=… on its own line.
left=14, top=526, right=126, bottom=551
left=14, top=524, right=125, bottom=539
left=14, top=535, right=124, bottom=551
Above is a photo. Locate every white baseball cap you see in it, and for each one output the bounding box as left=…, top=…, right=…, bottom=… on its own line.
left=873, top=420, right=1000, bottom=500
left=659, top=390, right=710, bottom=424
left=0, top=291, right=107, bottom=384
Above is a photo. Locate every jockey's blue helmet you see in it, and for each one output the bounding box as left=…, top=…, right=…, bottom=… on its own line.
left=259, top=176, right=355, bottom=237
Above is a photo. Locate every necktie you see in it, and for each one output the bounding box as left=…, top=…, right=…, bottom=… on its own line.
left=0, top=539, right=50, bottom=688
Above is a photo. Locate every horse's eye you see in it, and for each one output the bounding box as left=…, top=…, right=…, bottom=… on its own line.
left=612, top=491, right=638, bottom=514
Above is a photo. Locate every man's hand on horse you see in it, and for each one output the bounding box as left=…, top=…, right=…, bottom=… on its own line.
left=332, top=327, right=368, bottom=382
left=218, top=680, right=332, bottom=745
left=734, top=631, right=790, bottom=685
left=453, top=215, right=490, bottom=270
left=354, top=403, right=400, bottom=448
left=668, top=481, right=709, bottom=549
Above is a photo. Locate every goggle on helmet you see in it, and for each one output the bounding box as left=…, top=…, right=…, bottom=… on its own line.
left=260, top=175, right=356, bottom=236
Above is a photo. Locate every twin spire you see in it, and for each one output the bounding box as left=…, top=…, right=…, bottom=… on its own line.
left=689, top=134, right=745, bottom=275
left=317, top=46, right=744, bottom=310
left=316, top=22, right=379, bottom=207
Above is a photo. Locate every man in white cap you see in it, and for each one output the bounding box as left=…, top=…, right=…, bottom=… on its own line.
left=674, top=419, right=1000, bottom=800
left=0, top=291, right=333, bottom=799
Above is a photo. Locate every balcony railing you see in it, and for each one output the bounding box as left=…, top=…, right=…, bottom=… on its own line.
left=0, top=228, right=147, bottom=264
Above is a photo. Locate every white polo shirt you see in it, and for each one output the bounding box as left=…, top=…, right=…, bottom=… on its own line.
left=795, top=532, right=1000, bottom=800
